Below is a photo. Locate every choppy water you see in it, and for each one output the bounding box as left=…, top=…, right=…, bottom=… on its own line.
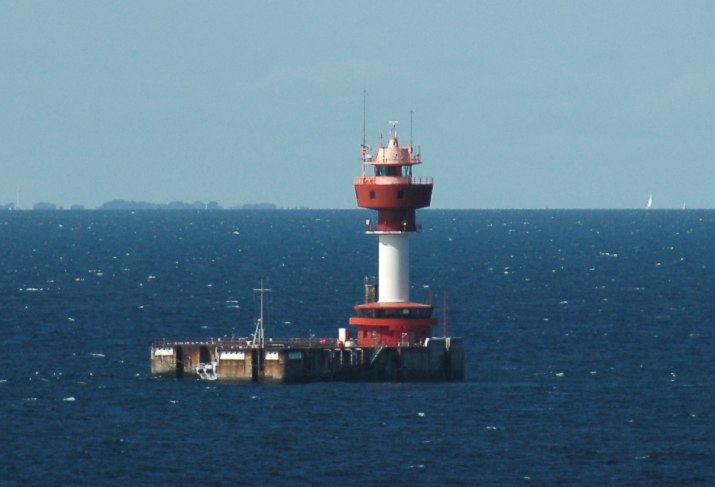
left=2, top=209, right=715, bottom=485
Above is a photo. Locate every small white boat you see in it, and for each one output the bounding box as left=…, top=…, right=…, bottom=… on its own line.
left=196, top=362, right=218, bottom=381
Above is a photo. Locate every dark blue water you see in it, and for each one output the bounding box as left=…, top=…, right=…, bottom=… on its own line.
left=2, top=210, right=715, bottom=485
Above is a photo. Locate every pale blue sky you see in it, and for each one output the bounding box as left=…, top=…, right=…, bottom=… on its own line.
left=1, top=1, right=713, bottom=209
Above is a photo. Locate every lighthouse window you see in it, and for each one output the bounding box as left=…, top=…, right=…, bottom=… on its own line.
left=369, top=190, right=375, bottom=199
left=368, top=307, right=433, bottom=319
left=377, top=166, right=398, bottom=176
left=397, top=190, right=404, bottom=200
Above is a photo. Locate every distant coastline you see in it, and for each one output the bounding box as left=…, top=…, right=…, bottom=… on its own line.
left=0, top=200, right=290, bottom=211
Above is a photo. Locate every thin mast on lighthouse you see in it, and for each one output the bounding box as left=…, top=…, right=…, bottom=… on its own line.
left=350, top=118, right=436, bottom=347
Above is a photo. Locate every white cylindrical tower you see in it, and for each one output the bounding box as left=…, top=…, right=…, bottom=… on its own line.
left=378, top=234, right=410, bottom=302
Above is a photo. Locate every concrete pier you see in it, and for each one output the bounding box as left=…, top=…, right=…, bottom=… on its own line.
left=151, top=337, right=464, bottom=383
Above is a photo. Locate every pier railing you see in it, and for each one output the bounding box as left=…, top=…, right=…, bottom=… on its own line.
left=153, top=337, right=431, bottom=351
left=152, top=337, right=342, bottom=349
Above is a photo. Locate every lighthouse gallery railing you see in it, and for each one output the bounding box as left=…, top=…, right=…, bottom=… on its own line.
left=354, top=177, right=433, bottom=185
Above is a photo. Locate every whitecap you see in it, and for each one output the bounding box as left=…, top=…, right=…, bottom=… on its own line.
left=90, top=353, right=106, bottom=358
left=554, top=372, right=564, bottom=377
left=63, top=397, right=76, bottom=402
left=417, top=412, right=426, bottom=417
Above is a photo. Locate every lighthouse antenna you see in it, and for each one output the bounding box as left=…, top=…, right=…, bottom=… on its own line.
left=410, top=109, right=413, bottom=147
left=361, top=90, right=368, bottom=177
left=362, top=90, right=367, bottom=149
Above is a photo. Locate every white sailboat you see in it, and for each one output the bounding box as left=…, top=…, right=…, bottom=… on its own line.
left=645, top=194, right=653, bottom=210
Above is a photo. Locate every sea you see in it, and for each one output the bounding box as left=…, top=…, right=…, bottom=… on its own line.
left=2, top=209, right=715, bottom=485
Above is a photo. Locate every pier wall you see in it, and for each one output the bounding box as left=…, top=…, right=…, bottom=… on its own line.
left=151, top=337, right=464, bottom=383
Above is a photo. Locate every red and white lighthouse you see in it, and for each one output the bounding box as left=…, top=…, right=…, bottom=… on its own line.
left=349, top=122, right=437, bottom=347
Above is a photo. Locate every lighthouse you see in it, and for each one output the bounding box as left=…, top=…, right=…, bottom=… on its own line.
left=151, top=118, right=464, bottom=382
left=349, top=122, right=437, bottom=347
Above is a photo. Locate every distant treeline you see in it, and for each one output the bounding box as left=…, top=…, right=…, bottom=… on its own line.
left=1, top=200, right=280, bottom=210
left=98, top=200, right=222, bottom=210
left=98, top=200, right=278, bottom=210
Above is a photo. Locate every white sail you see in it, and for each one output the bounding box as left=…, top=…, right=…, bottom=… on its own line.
left=645, top=194, right=653, bottom=210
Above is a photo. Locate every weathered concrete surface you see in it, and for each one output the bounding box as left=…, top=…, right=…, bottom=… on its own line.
left=151, top=338, right=464, bottom=383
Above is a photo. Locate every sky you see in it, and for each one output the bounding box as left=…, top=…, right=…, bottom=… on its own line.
left=1, top=1, right=714, bottom=209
